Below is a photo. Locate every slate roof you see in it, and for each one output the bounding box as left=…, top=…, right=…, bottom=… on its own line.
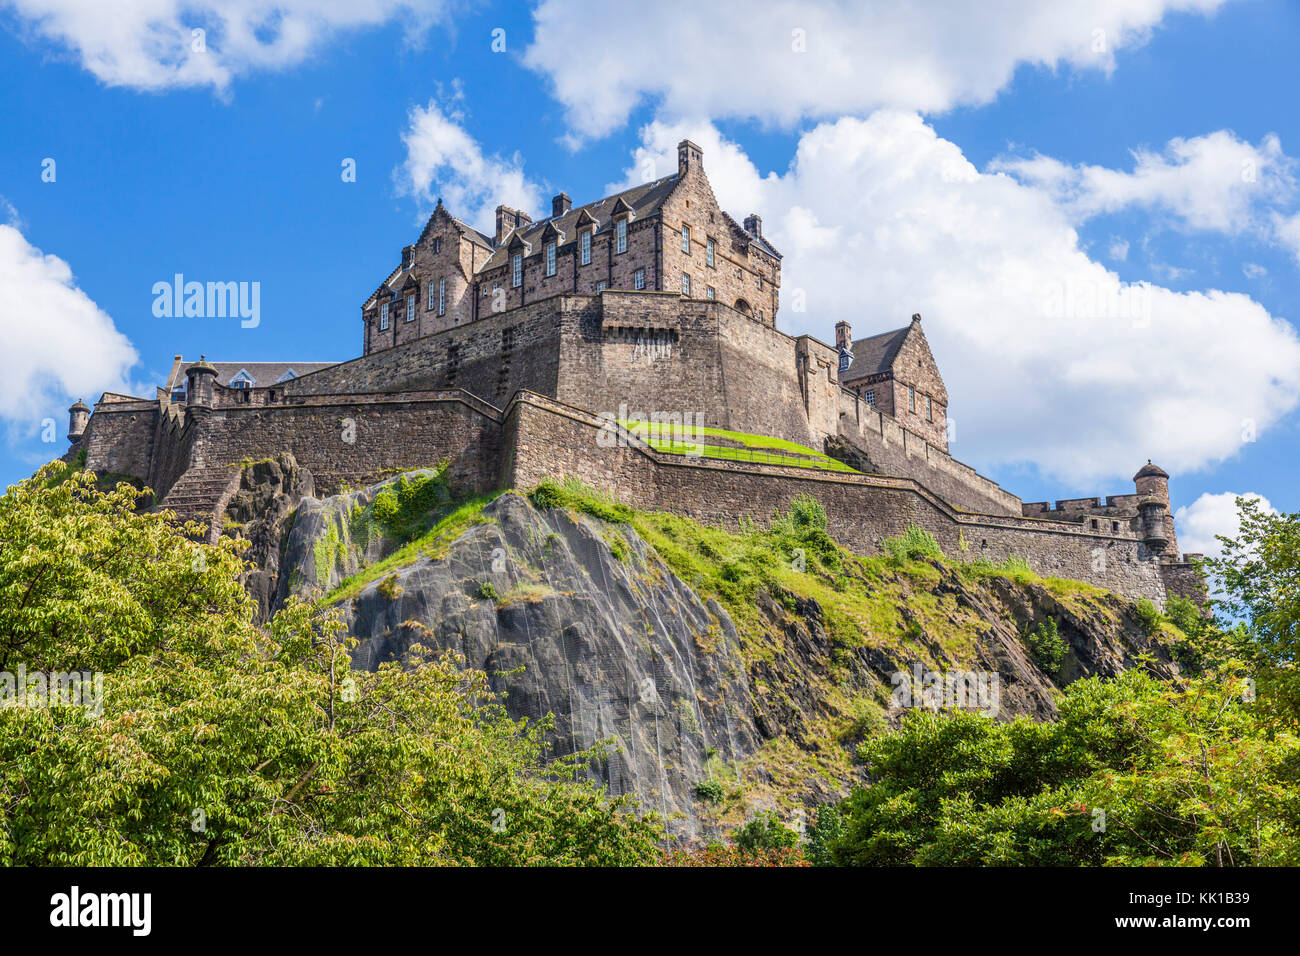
left=478, top=175, right=682, bottom=272
left=840, top=326, right=911, bottom=381
left=167, top=360, right=339, bottom=391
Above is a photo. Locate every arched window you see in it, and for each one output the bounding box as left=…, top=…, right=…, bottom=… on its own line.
left=734, top=298, right=752, bottom=317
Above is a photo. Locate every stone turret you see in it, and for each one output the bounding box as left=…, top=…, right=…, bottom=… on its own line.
left=185, top=356, right=218, bottom=419
left=1134, top=460, right=1175, bottom=555
left=68, top=399, right=89, bottom=444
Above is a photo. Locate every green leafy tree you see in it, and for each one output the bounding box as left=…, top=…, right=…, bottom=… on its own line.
left=0, top=464, right=661, bottom=866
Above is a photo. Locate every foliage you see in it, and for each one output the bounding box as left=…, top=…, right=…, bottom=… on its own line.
left=692, top=780, right=724, bottom=804
left=529, top=477, right=633, bottom=524
left=659, top=844, right=808, bottom=867
left=811, top=669, right=1300, bottom=866
left=1208, top=497, right=1300, bottom=725
left=0, top=464, right=661, bottom=866
left=883, top=524, right=944, bottom=564
left=377, top=574, right=403, bottom=600
left=477, top=581, right=501, bottom=601
left=733, top=810, right=801, bottom=853
left=1134, top=597, right=1162, bottom=636
left=1024, top=617, right=1067, bottom=675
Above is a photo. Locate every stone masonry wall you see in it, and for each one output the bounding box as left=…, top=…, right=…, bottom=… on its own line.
left=502, top=393, right=1170, bottom=606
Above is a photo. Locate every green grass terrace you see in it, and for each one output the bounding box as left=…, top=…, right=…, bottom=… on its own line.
left=616, top=420, right=858, bottom=473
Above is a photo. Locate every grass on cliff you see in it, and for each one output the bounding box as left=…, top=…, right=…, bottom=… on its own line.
left=617, top=420, right=857, bottom=473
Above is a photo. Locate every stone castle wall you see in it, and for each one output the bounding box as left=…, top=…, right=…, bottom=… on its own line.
left=502, top=393, right=1170, bottom=605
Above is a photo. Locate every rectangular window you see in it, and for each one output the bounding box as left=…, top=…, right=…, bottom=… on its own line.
left=633, top=268, right=645, bottom=290
left=580, top=231, right=591, bottom=265
left=682, top=224, right=691, bottom=254
left=596, top=280, right=607, bottom=293
left=864, top=390, right=876, bottom=407
left=406, top=294, right=415, bottom=322
left=909, top=386, right=916, bottom=413
left=432, top=238, right=442, bottom=253
left=427, top=280, right=436, bottom=310
left=926, top=395, right=933, bottom=421
left=705, top=285, right=715, bottom=300
left=706, top=238, right=715, bottom=268
left=380, top=302, right=389, bottom=330
left=438, top=278, right=446, bottom=316
left=681, top=272, right=691, bottom=296
left=616, top=219, right=627, bottom=254
left=512, top=253, right=523, bottom=288
left=545, top=242, right=556, bottom=276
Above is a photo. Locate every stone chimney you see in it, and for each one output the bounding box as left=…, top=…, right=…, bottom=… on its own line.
left=835, top=321, right=854, bottom=375
left=835, top=320, right=852, bottom=352
left=744, top=214, right=762, bottom=238
left=494, top=205, right=533, bottom=246
left=401, top=244, right=415, bottom=269
left=552, top=193, right=572, bottom=218
left=677, top=139, right=703, bottom=176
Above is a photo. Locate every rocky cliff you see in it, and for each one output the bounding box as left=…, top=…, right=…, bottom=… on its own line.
left=216, top=455, right=1182, bottom=841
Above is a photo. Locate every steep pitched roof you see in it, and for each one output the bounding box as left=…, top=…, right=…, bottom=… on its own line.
left=840, top=326, right=911, bottom=381
left=478, top=174, right=680, bottom=272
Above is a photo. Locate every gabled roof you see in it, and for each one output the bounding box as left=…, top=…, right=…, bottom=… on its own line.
left=478, top=174, right=680, bottom=272
left=840, top=326, right=911, bottom=381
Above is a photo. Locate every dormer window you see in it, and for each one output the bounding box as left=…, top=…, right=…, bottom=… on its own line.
left=616, top=219, right=627, bottom=254
left=276, top=369, right=298, bottom=383
left=682, top=224, right=691, bottom=254
left=380, top=302, right=390, bottom=330
left=171, top=383, right=186, bottom=402
left=580, top=230, right=591, bottom=266
left=512, top=254, right=523, bottom=288
left=229, top=369, right=255, bottom=389
left=545, top=242, right=556, bottom=277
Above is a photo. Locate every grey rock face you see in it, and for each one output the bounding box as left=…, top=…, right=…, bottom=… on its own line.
left=338, top=493, right=760, bottom=839
left=275, top=468, right=448, bottom=608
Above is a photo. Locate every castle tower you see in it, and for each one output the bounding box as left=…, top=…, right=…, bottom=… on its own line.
left=68, top=399, right=89, bottom=444
left=185, top=356, right=218, bottom=419
left=1134, top=460, right=1177, bottom=555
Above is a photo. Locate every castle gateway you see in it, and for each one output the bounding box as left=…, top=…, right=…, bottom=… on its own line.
left=66, top=140, right=1204, bottom=608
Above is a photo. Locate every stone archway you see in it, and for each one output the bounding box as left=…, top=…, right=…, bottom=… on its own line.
left=734, top=298, right=752, bottom=317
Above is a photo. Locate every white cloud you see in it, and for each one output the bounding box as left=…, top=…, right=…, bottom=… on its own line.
left=0, top=215, right=138, bottom=434
left=1108, top=237, right=1130, bottom=261
left=611, top=113, right=1300, bottom=485
left=1274, top=211, right=1300, bottom=264
left=1174, top=490, right=1275, bottom=558
left=992, top=130, right=1297, bottom=240
left=2, top=0, right=454, bottom=92
left=395, top=102, right=545, bottom=234
left=1243, top=261, right=1267, bottom=278
left=525, top=0, right=1230, bottom=140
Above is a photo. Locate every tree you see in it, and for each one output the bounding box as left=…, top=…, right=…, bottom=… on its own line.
left=0, top=464, right=661, bottom=865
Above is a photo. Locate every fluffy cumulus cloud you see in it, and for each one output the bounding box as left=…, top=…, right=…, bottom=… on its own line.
left=609, top=113, right=1300, bottom=485
left=1174, top=490, right=1276, bottom=558
left=396, top=102, right=545, bottom=234
left=1, top=0, right=454, bottom=92
left=992, top=130, right=1299, bottom=243
left=0, top=214, right=138, bottom=433
left=525, top=0, right=1231, bottom=140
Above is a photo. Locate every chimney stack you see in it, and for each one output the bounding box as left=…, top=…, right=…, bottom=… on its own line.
left=552, top=193, right=572, bottom=218
left=494, top=205, right=533, bottom=247
left=401, top=245, right=415, bottom=269
left=835, top=321, right=852, bottom=352
left=677, top=139, right=703, bottom=177
left=744, top=214, right=762, bottom=238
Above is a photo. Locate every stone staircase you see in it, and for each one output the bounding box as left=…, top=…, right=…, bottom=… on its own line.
left=157, top=465, right=242, bottom=543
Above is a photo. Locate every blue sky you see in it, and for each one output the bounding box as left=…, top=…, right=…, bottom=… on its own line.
left=1, top=0, right=1296, bottom=557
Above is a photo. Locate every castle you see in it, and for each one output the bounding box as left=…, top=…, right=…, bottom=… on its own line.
left=65, top=140, right=1205, bottom=607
